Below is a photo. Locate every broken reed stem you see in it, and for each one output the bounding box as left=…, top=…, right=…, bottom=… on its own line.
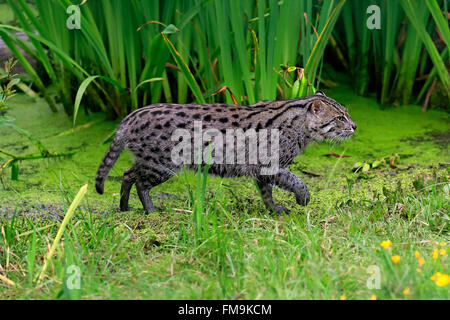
left=0, top=274, right=20, bottom=287
left=422, top=77, right=438, bottom=112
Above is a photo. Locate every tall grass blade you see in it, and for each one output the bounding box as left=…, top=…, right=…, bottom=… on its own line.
left=305, top=0, right=346, bottom=91
left=162, top=33, right=206, bottom=103
left=400, top=0, right=450, bottom=97
left=37, top=184, right=88, bottom=284
left=73, top=75, right=127, bottom=128
left=426, top=0, right=450, bottom=46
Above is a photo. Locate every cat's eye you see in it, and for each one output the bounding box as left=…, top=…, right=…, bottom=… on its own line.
left=337, top=116, right=346, bottom=121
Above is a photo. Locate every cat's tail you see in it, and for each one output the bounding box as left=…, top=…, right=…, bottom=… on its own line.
left=95, top=131, right=125, bottom=194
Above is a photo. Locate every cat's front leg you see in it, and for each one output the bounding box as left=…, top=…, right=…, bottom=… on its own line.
left=256, top=179, right=290, bottom=215
left=258, top=168, right=310, bottom=209
left=278, top=169, right=310, bottom=206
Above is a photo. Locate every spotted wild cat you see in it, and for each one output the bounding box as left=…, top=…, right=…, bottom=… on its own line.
left=95, top=91, right=356, bottom=214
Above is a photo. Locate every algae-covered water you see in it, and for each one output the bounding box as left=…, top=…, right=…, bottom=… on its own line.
left=0, top=85, right=448, bottom=216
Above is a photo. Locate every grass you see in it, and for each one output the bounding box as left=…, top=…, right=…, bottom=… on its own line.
left=0, top=83, right=448, bottom=299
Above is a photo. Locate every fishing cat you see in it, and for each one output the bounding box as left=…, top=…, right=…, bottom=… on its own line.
left=96, top=91, right=356, bottom=214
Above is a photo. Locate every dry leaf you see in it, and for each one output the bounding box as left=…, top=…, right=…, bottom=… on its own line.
left=324, top=152, right=351, bottom=158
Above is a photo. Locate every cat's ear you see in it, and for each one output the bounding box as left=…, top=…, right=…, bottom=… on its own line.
left=314, top=90, right=326, bottom=96
left=309, top=100, right=328, bottom=118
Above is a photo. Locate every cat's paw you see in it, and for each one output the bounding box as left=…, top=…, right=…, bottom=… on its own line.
left=296, top=193, right=310, bottom=206
left=270, top=203, right=291, bottom=215
left=144, top=207, right=158, bottom=215
left=120, top=204, right=130, bottom=212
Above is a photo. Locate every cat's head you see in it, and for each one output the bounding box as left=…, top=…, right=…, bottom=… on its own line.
left=304, top=90, right=357, bottom=142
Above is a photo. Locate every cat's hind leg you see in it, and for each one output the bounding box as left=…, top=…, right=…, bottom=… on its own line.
left=120, top=166, right=137, bottom=211
left=136, top=164, right=176, bottom=214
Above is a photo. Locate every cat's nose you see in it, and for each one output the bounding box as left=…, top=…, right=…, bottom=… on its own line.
left=352, top=123, right=357, bottom=131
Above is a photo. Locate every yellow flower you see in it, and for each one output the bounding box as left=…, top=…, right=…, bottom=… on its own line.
left=439, top=249, right=447, bottom=256
left=340, top=295, right=346, bottom=300
left=391, top=255, right=400, bottom=263
left=414, top=251, right=421, bottom=258
left=430, top=272, right=441, bottom=281
left=416, top=268, right=422, bottom=273
left=436, top=274, right=450, bottom=287
left=418, top=257, right=425, bottom=266
left=431, top=272, right=450, bottom=287
left=380, top=240, right=392, bottom=249
left=370, top=295, right=377, bottom=300
left=432, top=249, right=439, bottom=259
left=403, top=288, right=410, bottom=295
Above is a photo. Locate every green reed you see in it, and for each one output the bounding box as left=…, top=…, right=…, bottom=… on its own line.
left=335, top=0, right=449, bottom=106
left=0, top=0, right=346, bottom=121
